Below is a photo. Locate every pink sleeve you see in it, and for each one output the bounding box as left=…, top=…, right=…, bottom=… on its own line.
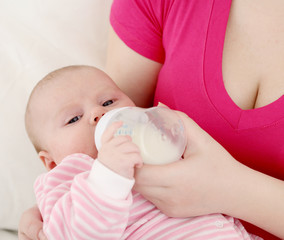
left=110, top=0, right=170, bottom=63
left=34, top=154, right=132, bottom=240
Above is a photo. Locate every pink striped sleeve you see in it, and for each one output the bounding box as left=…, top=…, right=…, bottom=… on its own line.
left=34, top=153, right=132, bottom=240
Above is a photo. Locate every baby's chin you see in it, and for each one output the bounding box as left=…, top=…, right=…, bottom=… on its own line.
left=87, top=150, right=98, bottom=160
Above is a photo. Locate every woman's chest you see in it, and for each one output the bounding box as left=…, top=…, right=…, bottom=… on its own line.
left=156, top=0, right=284, bottom=127
left=222, top=0, right=284, bottom=110
left=160, top=0, right=284, bottom=111
left=154, top=0, right=284, bottom=179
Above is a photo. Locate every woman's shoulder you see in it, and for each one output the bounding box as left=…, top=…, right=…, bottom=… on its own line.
left=110, top=0, right=199, bottom=63
left=110, top=0, right=192, bottom=27
left=110, top=0, right=177, bottom=63
left=111, top=0, right=175, bottom=22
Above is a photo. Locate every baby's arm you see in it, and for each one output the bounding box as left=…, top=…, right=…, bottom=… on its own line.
left=35, top=154, right=133, bottom=240
left=97, top=121, right=143, bottom=179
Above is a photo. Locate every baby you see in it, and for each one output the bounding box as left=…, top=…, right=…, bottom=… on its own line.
left=25, top=65, right=260, bottom=239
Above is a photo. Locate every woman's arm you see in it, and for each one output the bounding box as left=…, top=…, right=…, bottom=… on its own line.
left=106, top=27, right=162, bottom=108
left=134, top=111, right=284, bottom=239
left=107, top=26, right=284, bottom=238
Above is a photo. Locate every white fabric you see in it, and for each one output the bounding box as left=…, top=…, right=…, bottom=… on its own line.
left=0, top=230, right=18, bottom=240
left=89, top=160, right=134, bottom=200
left=0, top=0, right=112, bottom=234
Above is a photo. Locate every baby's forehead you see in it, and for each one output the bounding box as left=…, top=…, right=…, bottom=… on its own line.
left=34, top=71, right=76, bottom=96
left=28, top=77, right=65, bottom=117
left=31, top=79, right=56, bottom=103
left=32, top=67, right=114, bottom=105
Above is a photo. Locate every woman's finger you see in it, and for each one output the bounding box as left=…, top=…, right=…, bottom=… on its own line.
left=19, top=230, right=47, bottom=240
left=18, top=232, right=31, bottom=240
left=38, top=230, right=48, bottom=240
left=18, top=205, right=44, bottom=240
left=133, top=182, right=178, bottom=216
left=135, top=161, right=180, bottom=187
left=26, top=220, right=43, bottom=240
left=18, top=221, right=43, bottom=240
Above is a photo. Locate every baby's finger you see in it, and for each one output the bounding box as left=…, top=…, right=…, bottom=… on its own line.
left=114, top=139, right=140, bottom=153
left=101, top=121, right=123, bottom=144
left=122, top=151, right=143, bottom=168
left=132, top=155, right=144, bottom=169
left=134, top=157, right=144, bottom=168
left=105, top=135, right=133, bottom=148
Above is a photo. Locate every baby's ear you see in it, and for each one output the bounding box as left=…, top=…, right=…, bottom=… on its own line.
left=39, top=150, right=57, bottom=171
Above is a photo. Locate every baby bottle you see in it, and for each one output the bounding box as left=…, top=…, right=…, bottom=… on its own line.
left=95, top=106, right=186, bottom=165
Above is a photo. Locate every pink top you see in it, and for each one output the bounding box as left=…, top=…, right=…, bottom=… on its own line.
left=34, top=153, right=259, bottom=240
left=110, top=0, right=284, bottom=239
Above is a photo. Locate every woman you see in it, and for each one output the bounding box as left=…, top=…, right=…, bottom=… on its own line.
left=19, top=0, right=284, bottom=239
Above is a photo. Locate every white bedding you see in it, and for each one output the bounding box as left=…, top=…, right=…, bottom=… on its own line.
left=0, top=230, right=18, bottom=240
left=0, top=0, right=112, bottom=238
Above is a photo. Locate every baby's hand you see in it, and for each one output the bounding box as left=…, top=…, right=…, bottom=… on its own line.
left=98, top=121, right=143, bottom=179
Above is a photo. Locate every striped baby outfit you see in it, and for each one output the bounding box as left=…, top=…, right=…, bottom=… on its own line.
left=34, top=153, right=261, bottom=240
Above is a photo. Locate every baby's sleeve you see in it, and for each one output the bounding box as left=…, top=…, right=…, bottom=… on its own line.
left=34, top=153, right=133, bottom=240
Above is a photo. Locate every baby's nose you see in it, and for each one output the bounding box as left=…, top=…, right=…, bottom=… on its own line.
left=94, top=113, right=105, bottom=123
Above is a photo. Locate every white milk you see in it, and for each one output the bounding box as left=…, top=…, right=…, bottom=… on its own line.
left=131, top=122, right=182, bottom=164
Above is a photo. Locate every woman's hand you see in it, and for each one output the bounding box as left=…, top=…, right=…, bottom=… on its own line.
left=18, top=205, right=47, bottom=240
left=134, top=110, right=284, bottom=238
left=134, top=110, right=240, bottom=217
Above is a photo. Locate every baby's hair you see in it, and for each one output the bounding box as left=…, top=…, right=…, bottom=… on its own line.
left=25, top=65, right=96, bottom=153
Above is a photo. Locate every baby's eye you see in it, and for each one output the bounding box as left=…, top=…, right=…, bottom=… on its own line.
left=102, top=100, right=114, bottom=106
left=67, top=116, right=81, bottom=124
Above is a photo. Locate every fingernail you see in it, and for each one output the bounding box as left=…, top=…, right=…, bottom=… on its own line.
left=157, top=102, right=167, bottom=107
left=38, top=230, right=47, bottom=240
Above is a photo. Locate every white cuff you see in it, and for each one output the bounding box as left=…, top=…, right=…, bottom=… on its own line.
left=88, top=160, right=134, bottom=200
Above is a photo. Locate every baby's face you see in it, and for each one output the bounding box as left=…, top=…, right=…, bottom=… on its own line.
left=32, top=68, right=135, bottom=167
